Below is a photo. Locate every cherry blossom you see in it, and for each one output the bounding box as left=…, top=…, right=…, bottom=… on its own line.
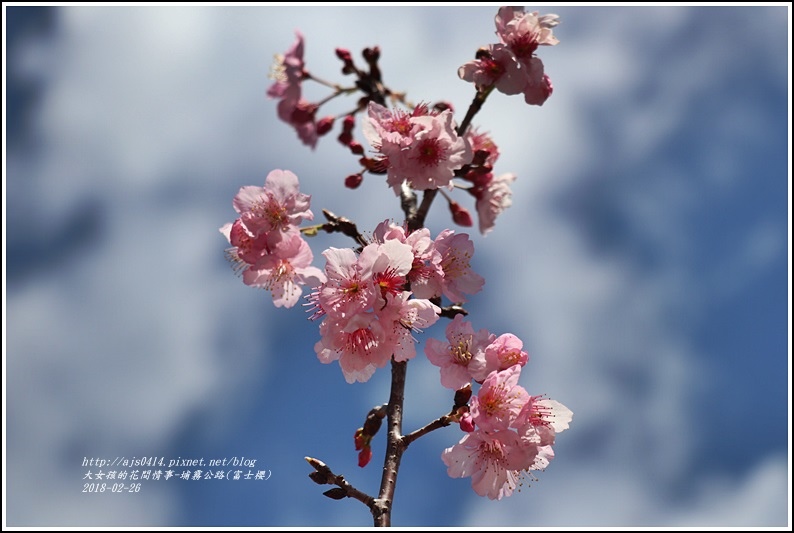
left=471, top=171, right=516, bottom=235
left=472, top=332, right=528, bottom=380
left=457, top=43, right=526, bottom=95
left=267, top=30, right=306, bottom=99
left=434, top=229, right=485, bottom=303
left=426, top=314, right=495, bottom=390
left=379, top=293, right=440, bottom=362
left=242, top=233, right=325, bottom=308
left=494, top=7, right=560, bottom=59
left=315, top=312, right=391, bottom=384
left=233, top=169, right=313, bottom=238
left=516, top=395, right=574, bottom=447
left=363, top=102, right=472, bottom=194
left=441, top=428, right=536, bottom=500
left=469, top=365, right=530, bottom=432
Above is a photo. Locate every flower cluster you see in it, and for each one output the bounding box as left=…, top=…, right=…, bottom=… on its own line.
left=459, top=127, right=517, bottom=235
left=427, top=317, right=572, bottom=499
left=267, top=31, right=335, bottom=148
left=458, top=6, right=559, bottom=105
left=363, top=102, right=473, bottom=195
left=308, top=220, right=484, bottom=383
left=220, top=169, right=325, bottom=308
left=226, top=6, right=573, bottom=513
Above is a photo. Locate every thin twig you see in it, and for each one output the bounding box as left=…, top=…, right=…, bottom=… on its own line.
left=320, top=209, right=369, bottom=249
left=305, top=457, right=377, bottom=509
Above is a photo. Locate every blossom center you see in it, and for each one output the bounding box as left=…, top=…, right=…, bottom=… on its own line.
left=414, top=138, right=447, bottom=167
left=450, top=335, right=473, bottom=365
left=268, top=53, right=287, bottom=82
left=509, top=33, right=539, bottom=60
left=346, top=327, right=377, bottom=356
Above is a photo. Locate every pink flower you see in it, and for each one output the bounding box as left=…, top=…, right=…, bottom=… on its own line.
left=465, top=127, right=500, bottom=168
left=493, top=7, right=560, bottom=106
left=267, top=31, right=306, bottom=99
left=220, top=219, right=270, bottom=269
left=401, top=227, right=445, bottom=301
left=519, top=59, right=553, bottom=106
left=233, top=169, right=313, bottom=238
left=359, top=239, right=414, bottom=308
left=315, top=312, right=391, bottom=384
left=473, top=172, right=516, bottom=235
left=516, top=395, right=573, bottom=447
left=426, top=314, right=495, bottom=390
left=379, top=292, right=440, bottom=362
left=441, top=428, right=536, bottom=500
left=457, top=44, right=526, bottom=95
left=362, top=102, right=426, bottom=151
left=495, top=7, right=560, bottom=60
left=434, top=229, right=485, bottom=303
left=469, top=365, right=530, bottom=433
left=469, top=332, right=528, bottom=380
left=313, top=247, right=376, bottom=321
left=396, top=111, right=472, bottom=191
left=276, top=90, right=321, bottom=148
left=241, top=233, right=325, bottom=308
left=363, top=103, right=472, bottom=194
left=266, top=32, right=328, bottom=148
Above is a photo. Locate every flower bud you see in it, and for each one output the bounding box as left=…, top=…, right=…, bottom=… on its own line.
left=459, top=411, right=475, bottom=433
left=449, top=200, right=473, bottom=227
left=345, top=174, right=363, bottom=189
left=358, top=446, right=373, bottom=468
left=335, top=48, right=352, bottom=62
left=316, top=115, right=335, bottom=136
left=349, top=141, right=364, bottom=155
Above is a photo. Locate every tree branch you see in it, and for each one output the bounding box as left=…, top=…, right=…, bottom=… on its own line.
left=402, top=414, right=454, bottom=449
left=373, top=360, right=408, bottom=526
left=319, top=209, right=369, bottom=249
left=305, top=457, right=376, bottom=509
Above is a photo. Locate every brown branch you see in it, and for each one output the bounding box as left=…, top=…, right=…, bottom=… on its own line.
left=373, top=360, right=409, bottom=526
left=305, top=457, right=376, bottom=509
left=439, top=305, right=468, bottom=319
left=320, top=209, right=369, bottom=249
left=406, top=189, right=438, bottom=233
left=402, top=414, right=454, bottom=449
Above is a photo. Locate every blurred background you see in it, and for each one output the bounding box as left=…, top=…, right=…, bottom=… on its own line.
left=4, top=5, right=790, bottom=527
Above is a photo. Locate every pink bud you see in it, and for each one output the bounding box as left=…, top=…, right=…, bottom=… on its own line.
left=345, top=174, right=363, bottom=189
left=449, top=201, right=473, bottom=227
left=460, top=412, right=475, bottom=433
left=316, top=115, right=335, bottom=136
left=349, top=141, right=364, bottom=155
left=354, top=428, right=365, bottom=450
left=358, top=446, right=373, bottom=468
left=335, top=48, right=352, bottom=62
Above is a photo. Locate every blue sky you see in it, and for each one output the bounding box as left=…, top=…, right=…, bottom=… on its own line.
left=4, top=4, right=791, bottom=528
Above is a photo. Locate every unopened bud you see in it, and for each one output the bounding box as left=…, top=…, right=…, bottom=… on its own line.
left=335, top=48, right=352, bottom=62
left=459, top=411, right=475, bottom=433
left=449, top=201, right=473, bottom=227
left=316, top=115, right=335, bottom=136
left=362, top=46, right=380, bottom=63
left=345, top=174, right=363, bottom=189
left=338, top=131, right=353, bottom=146
left=349, top=141, right=364, bottom=155
left=358, top=446, right=373, bottom=468
left=354, top=428, right=366, bottom=450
